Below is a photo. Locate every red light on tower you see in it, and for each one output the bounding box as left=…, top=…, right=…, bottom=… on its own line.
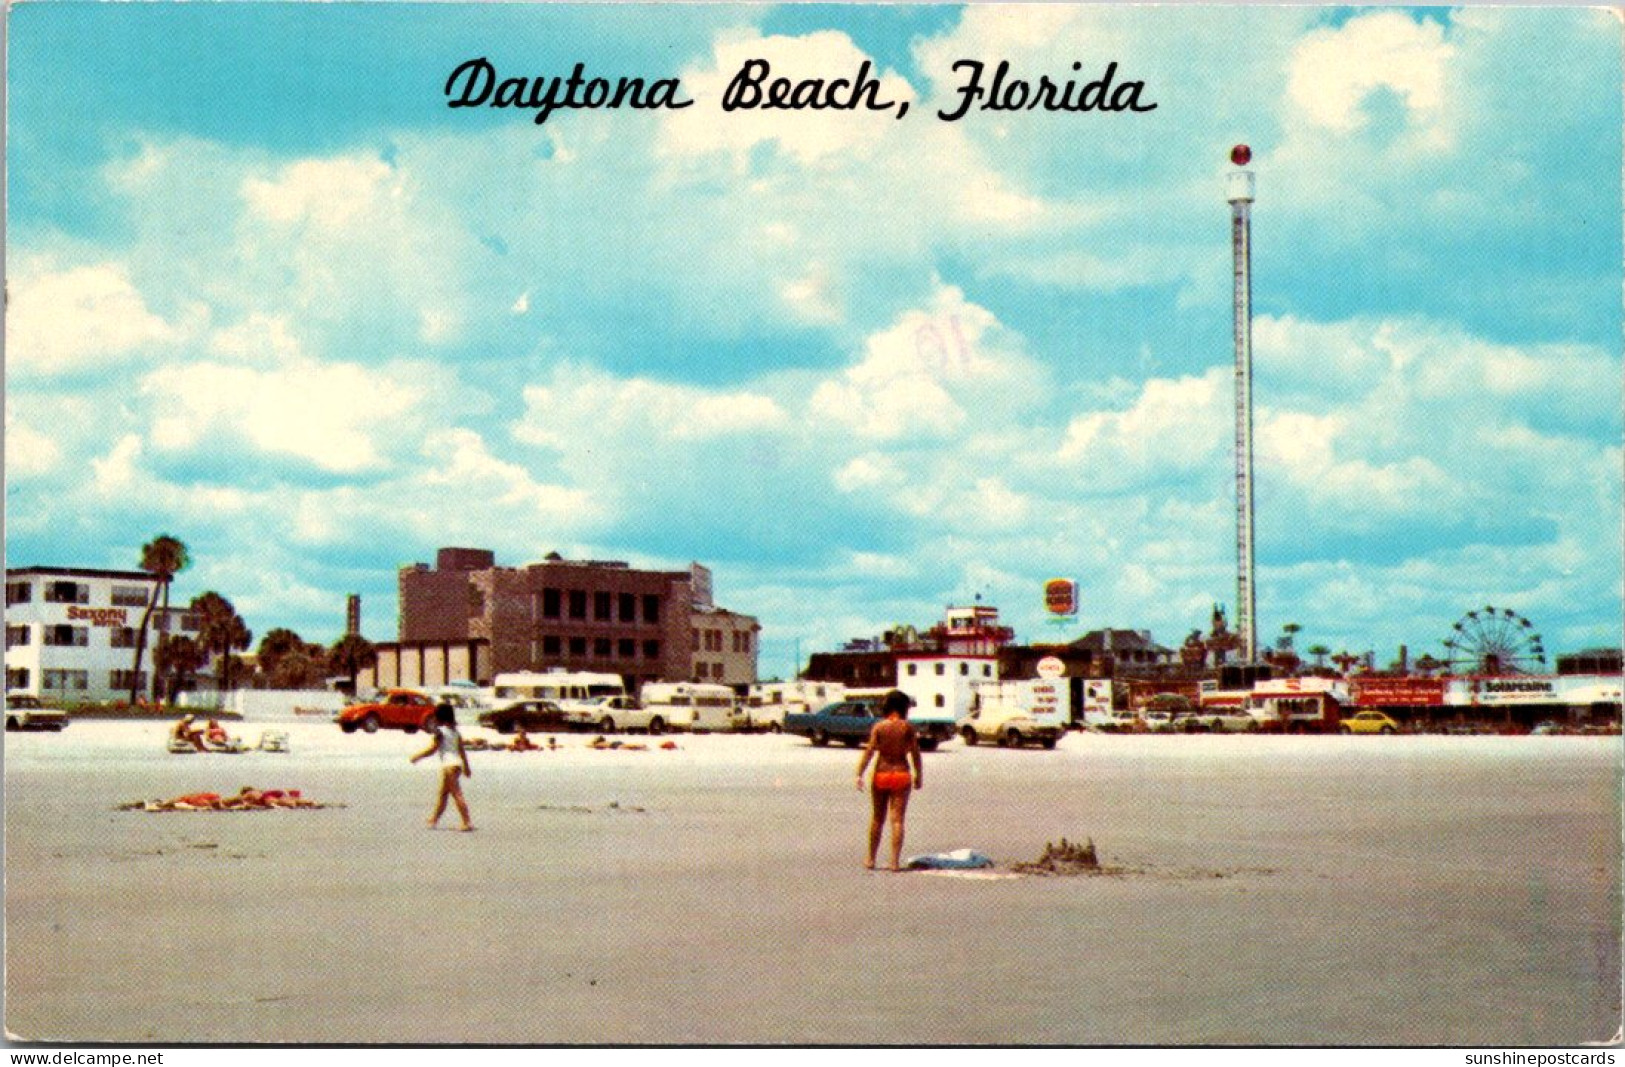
left=1230, top=144, right=1252, bottom=166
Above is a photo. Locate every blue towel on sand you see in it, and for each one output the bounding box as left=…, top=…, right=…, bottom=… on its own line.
left=906, top=849, right=994, bottom=870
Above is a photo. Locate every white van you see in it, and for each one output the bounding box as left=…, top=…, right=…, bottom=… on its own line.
left=491, top=670, right=624, bottom=722
left=640, top=682, right=743, bottom=733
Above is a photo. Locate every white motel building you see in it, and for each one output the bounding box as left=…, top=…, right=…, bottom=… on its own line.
left=5, top=566, right=200, bottom=703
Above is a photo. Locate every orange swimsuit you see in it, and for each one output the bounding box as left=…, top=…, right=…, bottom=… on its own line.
left=872, top=770, right=912, bottom=792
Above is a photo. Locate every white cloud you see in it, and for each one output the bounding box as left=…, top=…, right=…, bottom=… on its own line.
left=1287, top=13, right=1455, bottom=139
left=515, top=367, right=789, bottom=450
left=139, top=358, right=424, bottom=473
left=6, top=262, right=195, bottom=374
left=3, top=414, right=61, bottom=478
left=809, top=285, right=1045, bottom=442
left=1058, top=367, right=1230, bottom=474
left=242, top=156, right=400, bottom=228
left=660, top=28, right=915, bottom=166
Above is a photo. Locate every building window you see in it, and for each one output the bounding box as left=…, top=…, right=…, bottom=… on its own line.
left=43, top=669, right=89, bottom=691
left=935, top=694, right=945, bottom=707
left=642, top=595, right=660, bottom=624
left=619, top=593, right=636, bottom=623
left=109, top=669, right=147, bottom=691
left=594, top=592, right=612, bottom=621
left=960, top=663, right=968, bottom=676
left=542, top=588, right=561, bottom=619
left=6, top=667, right=30, bottom=689
left=44, top=581, right=89, bottom=605
left=6, top=624, right=30, bottom=648
left=618, top=638, right=635, bottom=659
left=569, top=637, right=587, bottom=656
left=594, top=638, right=612, bottom=658
left=906, top=663, right=917, bottom=676
left=643, top=640, right=661, bottom=659
left=110, top=627, right=138, bottom=649
left=568, top=590, right=587, bottom=620
left=44, top=625, right=89, bottom=648
left=935, top=663, right=945, bottom=676
left=6, top=581, right=31, bottom=606
left=111, top=585, right=150, bottom=608
left=983, top=664, right=992, bottom=677
left=692, top=629, right=700, bottom=650
left=542, top=635, right=561, bottom=657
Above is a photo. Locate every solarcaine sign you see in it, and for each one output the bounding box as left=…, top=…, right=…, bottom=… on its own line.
left=1445, top=677, right=1562, bottom=707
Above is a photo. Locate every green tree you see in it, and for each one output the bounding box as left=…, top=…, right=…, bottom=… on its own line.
left=328, top=632, right=377, bottom=696
left=154, top=634, right=207, bottom=704
left=191, top=592, right=253, bottom=697
left=1306, top=644, right=1331, bottom=667
left=128, top=534, right=190, bottom=704
left=255, top=628, right=307, bottom=679
left=270, top=646, right=329, bottom=690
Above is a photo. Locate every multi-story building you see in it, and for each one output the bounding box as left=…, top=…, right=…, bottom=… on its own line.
left=366, top=547, right=759, bottom=691
left=690, top=607, right=761, bottom=687
left=4, top=566, right=199, bottom=702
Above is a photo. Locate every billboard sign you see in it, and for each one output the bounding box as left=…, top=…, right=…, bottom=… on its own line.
left=1044, top=578, right=1077, bottom=617
left=1352, top=677, right=1448, bottom=708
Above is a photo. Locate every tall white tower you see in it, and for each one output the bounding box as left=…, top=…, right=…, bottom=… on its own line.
left=1227, top=145, right=1258, bottom=663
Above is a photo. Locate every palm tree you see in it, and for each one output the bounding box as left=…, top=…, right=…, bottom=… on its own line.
left=329, top=632, right=377, bottom=696
left=1306, top=644, right=1331, bottom=668
left=191, top=592, right=252, bottom=700
left=128, top=534, right=190, bottom=704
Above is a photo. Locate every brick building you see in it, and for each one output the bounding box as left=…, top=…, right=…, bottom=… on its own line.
left=367, top=547, right=758, bottom=690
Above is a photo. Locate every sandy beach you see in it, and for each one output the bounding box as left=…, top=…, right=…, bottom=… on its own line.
left=4, top=719, right=1620, bottom=1046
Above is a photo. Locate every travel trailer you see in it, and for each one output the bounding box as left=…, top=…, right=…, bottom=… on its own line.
left=491, top=670, right=624, bottom=721
left=639, top=681, right=743, bottom=733
left=745, top=680, right=846, bottom=732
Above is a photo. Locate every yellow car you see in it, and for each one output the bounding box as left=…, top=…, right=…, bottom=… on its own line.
left=1340, top=710, right=1400, bottom=735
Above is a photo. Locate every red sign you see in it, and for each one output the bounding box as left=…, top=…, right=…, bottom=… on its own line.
left=1044, top=579, right=1077, bottom=616
left=66, top=606, right=130, bottom=627
left=1352, top=677, right=1446, bottom=708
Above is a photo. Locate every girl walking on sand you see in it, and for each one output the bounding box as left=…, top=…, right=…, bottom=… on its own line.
left=856, top=689, right=923, bottom=871
left=411, top=703, right=474, bottom=831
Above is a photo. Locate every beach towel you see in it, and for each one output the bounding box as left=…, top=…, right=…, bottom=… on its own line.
left=905, top=849, right=994, bottom=870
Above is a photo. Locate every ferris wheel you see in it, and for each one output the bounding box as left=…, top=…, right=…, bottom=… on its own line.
left=1440, top=606, right=1547, bottom=676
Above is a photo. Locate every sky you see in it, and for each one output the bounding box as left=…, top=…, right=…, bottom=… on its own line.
left=5, top=3, right=1622, bottom=678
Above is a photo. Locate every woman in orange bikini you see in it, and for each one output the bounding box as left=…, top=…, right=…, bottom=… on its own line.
left=856, top=689, right=923, bottom=871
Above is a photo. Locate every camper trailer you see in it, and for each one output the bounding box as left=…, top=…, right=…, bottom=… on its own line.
left=745, top=680, right=847, bottom=732
left=640, top=682, right=743, bottom=733
left=491, top=670, right=625, bottom=724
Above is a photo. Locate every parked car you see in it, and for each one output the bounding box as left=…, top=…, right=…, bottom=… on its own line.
left=575, top=695, right=657, bottom=734
left=784, top=699, right=883, bottom=748
left=479, top=699, right=571, bottom=735
left=960, top=705, right=1062, bottom=748
left=1196, top=707, right=1259, bottom=733
left=1143, top=710, right=1176, bottom=733
left=337, top=689, right=439, bottom=734
left=1340, top=710, right=1400, bottom=735
left=5, top=693, right=69, bottom=732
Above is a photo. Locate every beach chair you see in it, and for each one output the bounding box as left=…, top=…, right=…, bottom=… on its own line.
left=257, top=729, right=291, bottom=753
left=166, top=737, right=198, bottom=754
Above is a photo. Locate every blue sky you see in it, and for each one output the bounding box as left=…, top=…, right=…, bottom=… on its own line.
left=5, top=3, right=1621, bottom=677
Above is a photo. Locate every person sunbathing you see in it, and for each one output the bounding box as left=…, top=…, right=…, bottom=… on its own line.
left=121, top=787, right=325, bottom=811
left=171, top=715, right=207, bottom=752
left=510, top=728, right=539, bottom=752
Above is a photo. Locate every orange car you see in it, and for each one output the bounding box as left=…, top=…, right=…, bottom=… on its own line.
left=337, top=689, right=439, bottom=734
